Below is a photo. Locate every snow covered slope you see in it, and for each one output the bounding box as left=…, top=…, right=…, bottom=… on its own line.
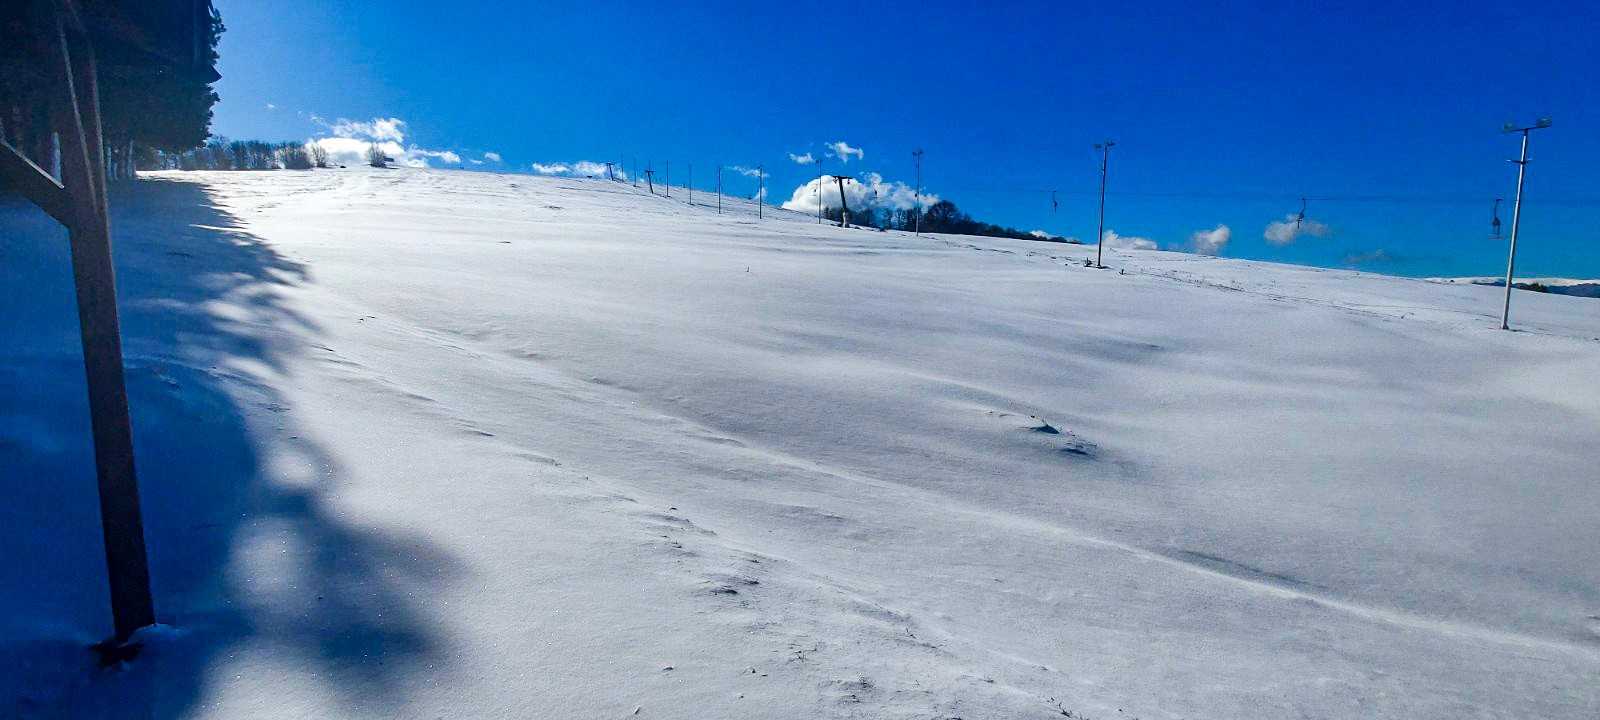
left=3, top=168, right=1598, bottom=719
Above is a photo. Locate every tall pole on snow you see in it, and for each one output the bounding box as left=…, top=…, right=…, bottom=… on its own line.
left=665, top=160, right=669, bottom=197
left=912, top=149, right=923, bottom=236
left=817, top=162, right=824, bottom=224
left=688, top=164, right=692, bottom=205
left=2, top=0, right=156, bottom=645
left=717, top=165, right=722, bottom=214
left=1499, top=118, right=1551, bottom=331
left=757, top=164, right=763, bottom=219
left=832, top=175, right=855, bottom=228
left=1093, top=140, right=1115, bottom=268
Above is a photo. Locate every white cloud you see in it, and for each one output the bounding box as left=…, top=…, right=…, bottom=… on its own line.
left=780, top=172, right=936, bottom=214
left=266, top=102, right=277, bottom=110
left=789, top=152, right=816, bottom=165
left=1099, top=229, right=1157, bottom=251
left=329, top=117, right=407, bottom=143
left=1264, top=214, right=1331, bottom=246
left=1189, top=224, right=1231, bottom=255
left=308, top=115, right=469, bottom=168
left=530, top=160, right=626, bottom=180
left=1030, top=230, right=1051, bottom=238
left=483, top=151, right=502, bottom=163
left=826, top=141, right=863, bottom=163
left=572, top=161, right=612, bottom=177
left=729, top=165, right=768, bottom=179
left=412, top=148, right=461, bottom=165
left=468, top=158, right=484, bottom=165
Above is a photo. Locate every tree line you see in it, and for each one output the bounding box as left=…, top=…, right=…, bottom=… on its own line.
left=139, top=139, right=331, bottom=171
left=829, top=200, right=1079, bottom=244
left=0, top=3, right=226, bottom=180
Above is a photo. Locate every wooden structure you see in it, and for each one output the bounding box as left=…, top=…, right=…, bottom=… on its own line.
left=1, top=0, right=218, bottom=645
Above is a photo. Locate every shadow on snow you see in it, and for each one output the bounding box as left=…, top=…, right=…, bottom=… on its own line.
left=0, top=177, right=454, bottom=718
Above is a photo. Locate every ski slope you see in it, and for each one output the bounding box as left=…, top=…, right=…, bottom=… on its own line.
left=2, top=168, right=1598, bottom=719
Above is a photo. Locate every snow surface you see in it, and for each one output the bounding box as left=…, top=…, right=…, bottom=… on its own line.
left=3, top=168, right=1598, bottom=719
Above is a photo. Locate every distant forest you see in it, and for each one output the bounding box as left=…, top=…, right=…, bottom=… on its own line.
left=831, top=200, right=1080, bottom=244
left=139, top=139, right=330, bottom=171
left=0, top=3, right=225, bottom=180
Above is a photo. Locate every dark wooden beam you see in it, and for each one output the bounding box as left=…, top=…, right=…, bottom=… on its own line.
left=0, top=136, right=71, bottom=226
left=46, top=0, right=156, bottom=644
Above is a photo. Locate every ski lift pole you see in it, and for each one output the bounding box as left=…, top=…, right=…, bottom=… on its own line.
left=1499, top=118, right=1551, bottom=331
left=913, top=149, right=923, bottom=235
left=1094, top=141, right=1114, bottom=268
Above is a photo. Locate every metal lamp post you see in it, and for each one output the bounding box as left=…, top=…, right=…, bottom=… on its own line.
left=1499, top=118, right=1551, bottom=331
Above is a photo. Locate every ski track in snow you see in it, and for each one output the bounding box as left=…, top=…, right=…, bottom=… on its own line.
left=3, top=168, right=1598, bottom=719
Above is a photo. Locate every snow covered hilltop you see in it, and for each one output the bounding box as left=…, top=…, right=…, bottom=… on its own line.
left=3, top=168, right=1598, bottom=719
left=1428, top=276, right=1600, bottom=299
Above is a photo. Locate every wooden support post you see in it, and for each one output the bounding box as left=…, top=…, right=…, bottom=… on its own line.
left=44, top=0, right=154, bottom=644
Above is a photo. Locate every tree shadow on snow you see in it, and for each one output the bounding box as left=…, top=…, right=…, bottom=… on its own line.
left=0, top=178, right=454, bottom=718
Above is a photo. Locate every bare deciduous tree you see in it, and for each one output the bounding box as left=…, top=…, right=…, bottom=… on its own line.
left=278, top=141, right=312, bottom=170
left=308, top=142, right=329, bottom=169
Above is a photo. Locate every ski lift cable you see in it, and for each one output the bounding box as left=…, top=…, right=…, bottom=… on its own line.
left=912, top=184, right=1600, bottom=207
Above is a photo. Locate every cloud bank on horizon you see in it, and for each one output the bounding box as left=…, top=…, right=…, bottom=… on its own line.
left=1099, top=229, right=1158, bottom=251
left=531, top=160, right=623, bottom=179
left=780, top=171, right=935, bottom=215
left=308, top=116, right=471, bottom=168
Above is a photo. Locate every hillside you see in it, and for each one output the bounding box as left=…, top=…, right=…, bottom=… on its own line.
left=3, top=168, right=1598, bottom=719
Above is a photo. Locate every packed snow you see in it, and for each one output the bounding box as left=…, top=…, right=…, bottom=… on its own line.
left=2, top=168, right=1598, bottom=719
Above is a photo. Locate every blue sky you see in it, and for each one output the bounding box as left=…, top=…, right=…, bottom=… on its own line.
left=210, top=1, right=1600, bottom=278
